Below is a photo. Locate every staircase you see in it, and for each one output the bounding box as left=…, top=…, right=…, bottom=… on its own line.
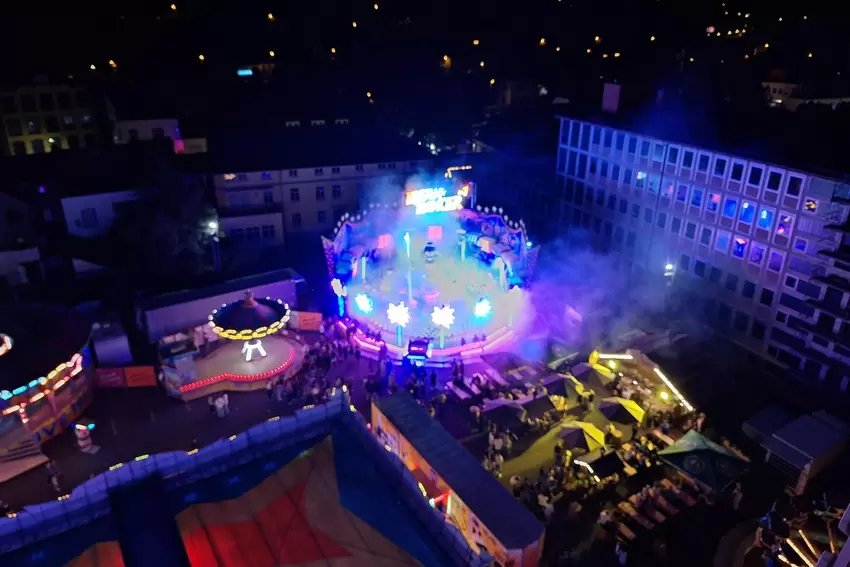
left=0, top=425, right=48, bottom=483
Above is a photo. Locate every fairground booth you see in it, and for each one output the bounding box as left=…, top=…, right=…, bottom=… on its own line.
left=158, top=291, right=307, bottom=401
left=0, top=305, right=94, bottom=466
left=0, top=392, right=487, bottom=567
left=373, top=392, right=545, bottom=567
left=323, top=177, right=540, bottom=366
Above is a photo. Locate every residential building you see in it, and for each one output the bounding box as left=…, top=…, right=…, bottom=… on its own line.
left=1, top=82, right=103, bottom=156
left=61, top=189, right=141, bottom=238
left=201, top=123, right=432, bottom=242
left=554, top=112, right=850, bottom=391
left=114, top=119, right=181, bottom=145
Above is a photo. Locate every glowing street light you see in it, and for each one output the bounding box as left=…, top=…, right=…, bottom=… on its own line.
left=431, top=305, right=455, bottom=348
left=539, top=38, right=546, bottom=46
left=366, top=91, right=372, bottom=98
left=479, top=61, right=485, bottom=67
left=373, top=3, right=379, bottom=9
left=269, top=50, right=275, bottom=57
left=473, top=39, right=480, bottom=46
left=90, top=64, right=96, bottom=70
left=388, top=302, right=410, bottom=346
left=489, top=78, right=495, bottom=85
left=352, top=21, right=357, bottom=28
left=267, top=13, right=275, bottom=21
left=198, top=54, right=205, bottom=61
left=331, top=47, right=336, bottom=54
left=109, top=59, right=117, bottom=68
left=170, top=3, right=176, bottom=11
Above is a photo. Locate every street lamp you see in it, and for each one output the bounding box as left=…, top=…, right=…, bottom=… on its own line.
left=207, top=220, right=221, bottom=272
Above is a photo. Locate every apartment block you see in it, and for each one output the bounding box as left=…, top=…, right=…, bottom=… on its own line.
left=554, top=115, right=850, bottom=391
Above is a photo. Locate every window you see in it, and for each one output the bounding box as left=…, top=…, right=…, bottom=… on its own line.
left=246, top=227, right=261, bottom=240
left=733, top=311, right=749, bottom=332
left=63, top=115, right=75, bottom=130
left=12, top=141, right=26, bottom=155
left=786, top=175, right=803, bottom=196
left=715, top=230, right=730, bottom=252
left=67, top=134, right=79, bottom=149
left=682, top=150, right=694, bottom=168
left=760, top=288, right=775, bottom=306
left=56, top=92, right=71, bottom=109
left=603, top=129, right=613, bottom=147
left=2, top=95, right=17, bottom=113
left=793, top=237, right=807, bottom=253
left=804, top=199, right=818, bottom=213
left=607, top=195, right=616, bottom=210
left=31, top=139, right=45, bottom=153
left=671, top=217, right=682, bottom=234
left=290, top=188, right=300, bottom=202
left=600, top=161, right=609, bottom=178
left=619, top=199, right=628, bottom=214
left=726, top=274, right=739, bottom=291
left=230, top=228, right=245, bottom=240
left=81, top=114, right=92, bottom=127
left=43, top=116, right=58, bottom=132
left=615, top=132, right=625, bottom=150
left=644, top=207, right=653, bottom=223
left=697, top=154, right=710, bottom=172
left=76, top=91, right=90, bottom=107
left=331, top=167, right=341, bottom=174
left=776, top=214, right=793, bottom=235
left=26, top=119, right=41, bottom=134
left=292, top=213, right=302, bottom=229
left=596, top=189, right=605, bottom=206
left=592, top=127, right=602, bottom=145
left=742, top=280, right=756, bottom=299
left=635, top=171, right=646, bottom=189
left=611, top=165, right=620, bottom=182
left=706, top=192, right=720, bottom=212
left=626, top=232, right=636, bottom=247
left=675, top=184, right=688, bottom=203
left=355, top=164, right=365, bottom=172
left=748, top=166, right=763, bottom=186
left=653, top=143, right=665, bottom=160
left=713, top=158, right=727, bottom=177
left=757, top=208, right=774, bottom=230
left=261, top=225, right=275, bottom=239
left=749, top=243, right=766, bottom=265
left=288, top=169, right=298, bottom=177
left=263, top=191, right=274, bottom=204
left=261, top=172, right=273, bottom=180
left=623, top=168, right=633, bottom=186
left=236, top=174, right=248, bottom=182
left=314, top=168, right=324, bottom=176
left=709, top=267, right=722, bottom=283
left=690, top=188, right=703, bottom=207
left=694, top=261, right=706, bottom=277
left=767, top=251, right=784, bottom=273
left=667, top=147, right=679, bottom=164
left=679, top=255, right=691, bottom=271
left=657, top=212, right=667, bottom=228
left=316, top=186, right=326, bottom=200
left=767, top=171, right=782, bottom=191
left=751, top=320, right=766, bottom=340
left=640, top=140, right=650, bottom=157
left=580, top=124, right=590, bottom=150
left=739, top=201, right=755, bottom=223
left=83, top=133, right=96, bottom=147
left=20, top=94, right=36, bottom=112
left=589, top=157, right=598, bottom=175
left=317, top=210, right=327, bottom=224
left=5, top=119, right=21, bottom=136
left=152, top=127, right=165, bottom=139
left=722, top=198, right=737, bottom=218
left=627, top=136, right=637, bottom=154
left=700, top=227, right=713, bottom=246
left=332, top=185, right=342, bottom=199
left=80, top=208, right=98, bottom=228
left=631, top=204, right=640, bottom=218
left=730, top=163, right=744, bottom=181
left=785, top=275, right=797, bottom=288
left=685, top=221, right=697, bottom=239
left=732, top=237, right=748, bottom=258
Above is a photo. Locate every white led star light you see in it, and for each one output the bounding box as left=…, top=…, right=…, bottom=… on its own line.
left=331, top=278, right=347, bottom=297
left=431, top=305, right=455, bottom=329
left=387, top=302, right=411, bottom=327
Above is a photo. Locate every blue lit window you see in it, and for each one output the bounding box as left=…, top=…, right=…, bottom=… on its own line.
left=715, top=231, right=730, bottom=252
left=676, top=184, right=688, bottom=202
left=706, top=192, right=720, bottom=212
left=722, top=198, right=737, bottom=218
left=691, top=188, right=703, bottom=207
left=732, top=237, right=748, bottom=258
left=739, top=201, right=755, bottom=223
left=757, top=208, right=773, bottom=230
left=635, top=171, right=646, bottom=189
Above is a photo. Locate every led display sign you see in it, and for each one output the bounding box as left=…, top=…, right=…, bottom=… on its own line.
left=405, top=187, right=464, bottom=215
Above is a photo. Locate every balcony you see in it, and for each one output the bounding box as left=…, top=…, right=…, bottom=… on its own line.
left=812, top=274, right=850, bottom=293
left=220, top=203, right=282, bottom=217
left=796, top=319, right=850, bottom=349
left=824, top=223, right=850, bottom=233
left=805, top=298, right=849, bottom=320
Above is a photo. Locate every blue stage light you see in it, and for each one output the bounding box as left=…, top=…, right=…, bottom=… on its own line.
left=474, top=298, right=492, bottom=318
left=354, top=294, right=374, bottom=313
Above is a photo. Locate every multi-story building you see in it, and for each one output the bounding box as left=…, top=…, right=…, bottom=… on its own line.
left=0, top=83, right=103, bottom=156
left=554, top=113, right=850, bottom=391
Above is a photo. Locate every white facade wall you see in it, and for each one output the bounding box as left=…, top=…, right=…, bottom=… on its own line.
left=554, top=116, right=850, bottom=386
left=61, top=190, right=140, bottom=238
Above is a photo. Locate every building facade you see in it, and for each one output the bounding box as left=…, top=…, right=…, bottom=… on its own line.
left=1, top=84, right=101, bottom=156
left=555, top=115, right=850, bottom=390
left=61, top=190, right=141, bottom=238
left=212, top=160, right=429, bottom=242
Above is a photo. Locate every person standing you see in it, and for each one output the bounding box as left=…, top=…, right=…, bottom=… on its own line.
left=222, top=393, right=230, bottom=414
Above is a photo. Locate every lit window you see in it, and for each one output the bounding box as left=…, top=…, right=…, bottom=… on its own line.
left=757, top=208, right=774, bottom=230
left=738, top=201, right=755, bottom=223
left=722, top=198, right=738, bottom=218
left=706, top=192, right=720, bottom=212
left=767, top=251, right=783, bottom=272
left=715, top=231, right=730, bottom=252
left=690, top=188, right=703, bottom=207
left=749, top=244, right=765, bottom=265
left=732, top=237, right=748, bottom=258
left=776, top=215, right=792, bottom=235
left=804, top=199, right=818, bottom=212
left=793, top=238, right=807, bottom=253
left=635, top=171, right=646, bottom=189
left=676, top=184, right=688, bottom=202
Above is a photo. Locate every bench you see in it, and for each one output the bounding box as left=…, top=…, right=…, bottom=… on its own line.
left=618, top=523, right=637, bottom=541
left=463, top=378, right=482, bottom=396
left=651, top=428, right=676, bottom=447
left=660, top=479, right=697, bottom=507
left=652, top=492, right=680, bottom=516
left=629, top=494, right=666, bottom=524
left=617, top=501, right=654, bottom=530
left=446, top=382, right=470, bottom=400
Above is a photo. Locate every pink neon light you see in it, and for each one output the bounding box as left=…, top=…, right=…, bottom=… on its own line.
left=178, top=349, right=295, bottom=393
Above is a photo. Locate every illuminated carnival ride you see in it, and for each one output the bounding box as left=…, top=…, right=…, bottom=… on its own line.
left=323, top=181, right=540, bottom=363
left=0, top=304, right=94, bottom=445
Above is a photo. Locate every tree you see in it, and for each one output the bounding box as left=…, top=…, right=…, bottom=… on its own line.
left=106, top=157, right=216, bottom=281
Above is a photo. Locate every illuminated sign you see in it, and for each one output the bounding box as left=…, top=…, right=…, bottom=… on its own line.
left=405, top=187, right=464, bottom=215
left=237, top=68, right=253, bottom=77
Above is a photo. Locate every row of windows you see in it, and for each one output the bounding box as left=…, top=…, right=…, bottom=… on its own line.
left=228, top=225, right=277, bottom=240
left=226, top=162, right=397, bottom=182
left=290, top=210, right=329, bottom=229
left=1, top=91, right=90, bottom=114
left=10, top=133, right=96, bottom=155
left=560, top=120, right=807, bottom=197
left=289, top=186, right=343, bottom=202
left=5, top=114, right=92, bottom=136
